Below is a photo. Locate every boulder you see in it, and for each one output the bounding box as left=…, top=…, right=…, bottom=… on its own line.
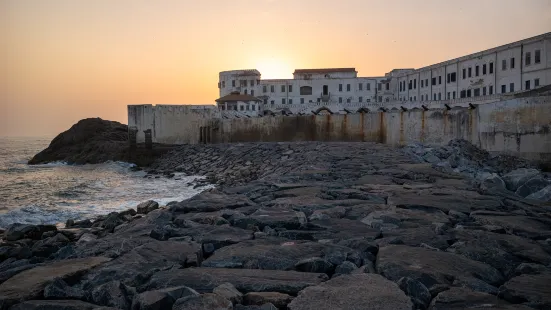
left=235, top=304, right=277, bottom=310
left=4, top=224, right=57, bottom=241
left=470, top=214, right=551, bottom=239
left=43, top=278, right=85, bottom=299
left=501, top=168, right=541, bottom=191
left=0, top=257, right=110, bottom=308
left=334, top=261, right=358, bottom=275
left=90, top=280, right=135, bottom=309
left=146, top=267, right=328, bottom=295
left=32, top=233, right=70, bottom=257
left=9, top=300, right=101, bottom=310
left=137, top=201, right=159, bottom=215
left=499, top=273, right=551, bottom=308
left=396, top=277, right=431, bottom=310
left=130, top=286, right=199, bottom=310
left=287, top=274, right=412, bottom=310
left=172, top=293, right=232, bottom=310
left=526, top=184, right=551, bottom=202
left=429, top=287, right=531, bottom=309
left=213, top=283, right=243, bottom=305
left=515, top=176, right=548, bottom=197
left=294, top=257, right=334, bottom=274
left=243, top=292, right=293, bottom=309
left=480, top=173, right=506, bottom=191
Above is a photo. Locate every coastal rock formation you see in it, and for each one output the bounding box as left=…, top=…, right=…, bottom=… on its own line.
left=3, top=141, right=551, bottom=309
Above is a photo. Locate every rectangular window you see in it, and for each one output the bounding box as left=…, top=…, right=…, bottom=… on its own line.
left=263, top=85, right=267, bottom=93
left=251, top=90, right=254, bottom=96
left=501, top=85, right=506, bottom=93
left=399, top=82, right=402, bottom=92
left=246, top=105, right=250, bottom=111
left=483, top=87, right=487, bottom=96
left=447, top=73, right=450, bottom=83
left=483, top=64, right=487, bottom=75
left=300, top=98, right=304, bottom=104
left=535, top=78, right=540, bottom=87
left=232, top=80, right=236, bottom=87
left=489, top=62, right=494, bottom=74
left=453, top=91, right=456, bottom=99
left=525, top=52, right=531, bottom=66
left=270, top=85, right=275, bottom=92
left=244, top=89, right=247, bottom=94
left=438, top=93, right=441, bottom=100
left=439, top=76, right=442, bottom=84
left=346, top=98, right=351, bottom=103
left=387, top=83, right=390, bottom=90
left=460, top=90, right=466, bottom=98
left=525, top=80, right=531, bottom=90
left=240, top=105, right=244, bottom=111
left=475, top=65, right=479, bottom=76
left=467, top=89, right=471, bottom=97
left=535, top=50, right=541, bottom=64
left=282, top=98, right=286, bottom=104
left=288, top=85, right=293, bottom=93
left=502, top=59, right=507, bottom=71
left=425, top=79, right=428, bottom=86
left=378, top=96, right=382, bottom=102
left=359, top=83, right=363, bottom=91
left=433, top=93, right=436, bottom=100
left=409, top=81, right=412, bottom=90
left=421, top=80, right=424, bottom=88
left=462, top=68, right=466, bottom=79
left=346, top=84, right=351, bottom=91
left=378, top=83, right=382, bottom=91
left=250, top=80, right=254, bottom=87
left=366, top=99, right=371, bottom=102
left=510, top=58, right=515, bottom=69
left=359, top=96, right=363, bottom=102
left=432, top=77, right=436, bottom=85
left=281, top=85, right=286, bottom=92
left=447, top=92, right=450, bottom=100
left=468, top=67, right=472, bottom=77
left=510, top=83, right=514, bottom=92
left=339, top=84, right=343, bottom=91
left=252, top=105, right=256, bottom=111
left=366, top=83, right=371, bottom=91
left=289, top=99, right=293, bottom=104
left=270, top=100, right=275, bottom=104
left=339, top=97, right=342, bottom=103
left=451, top=72, right=456, bottom=82
left=474, top=88, right=480, bottom=97
left=413, top=96, right=416, bottom=101
left=489, top=85, right=493, bottom=95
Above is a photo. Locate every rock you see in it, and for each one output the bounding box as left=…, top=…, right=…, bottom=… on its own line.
left=172, top=293, right=232, bottom=310
left=287, top=274, right=412, bottom=310
left=170, top=190, right=254, bottom=213
left=515, top=176, right=549, bottom=197
left=4, top=224, right=57, bottom=241
left=480, top=173, right=506, bottom=190
left=429, top=287, right=530, bottom=309
left=502, top=168, right=541, bottom=191
left=469, top=213, right=551, bottom=240
left=100, top=212, right=125, bottom=232
left=120, top=208, right=137, bottom=217
left=137, top=201, right=159, bottom=215
left=514, top=263, right=549, bottom=276
left=146, top=267, right=328, bottom=295
left=396, top=277, right=431, bottom=310
left=334, top=261, right=357, bottom=275
left=213, top=282, right=243, bottom=305
left=499, top=273, right=551, bottom=308
left=0, top=245, right=31, bottom=261
left=9, top=300, right=101, bottom=310
left=0, top=257, right=110, bottom=308
left=131, top=286, right=199, bottom=310
left=77, top=233, right=98, bottom=245
left=243, top=292, right=294, bottom=309
left=43, top=278, right=85, bottom=299
left=91, top=280, right=135, bottom=309
left=376, top=245, right=503, bottom=291
left=32, top=233, right=70, bottom=257
left=232, top=208, right=307, bottom=230
left=294, top=257, right=334, bottom=274
left=235, top=304, right=277, bottom=310
left=526, top=184, right=551, bottom=202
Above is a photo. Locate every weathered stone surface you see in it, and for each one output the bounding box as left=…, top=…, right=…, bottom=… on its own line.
left=170, top=189, right=254, bottom=213
left=334, top=261, right=357, bottom=275
left=4, top=223, right=57, bottom=241
left=515, top=176, right=549, bottom=197
left=43, top=278, right=84, bottom=299
left=526, top=184, right=551, bottom=201
left=136, top=200, right=159, bottom=214
left=0, top=257, right=110, bottom=308
left=294, top=257, right=334, bottom=274
left=232, top=208, right=307, bottom=230
left=376, top=245, right=503, bottom=290
left=172, top=293, right=232, bottom=310
left=502, top=168, right=541, bottom=191
left=287, top=274, right=412, bottom=310
left=499, top=273, right=551, bottom=308
left=243, top=292, right=294, bottom=309
left=429, top=287, right=531, bottom=309
left=213, top=282, right=243, bottom=305
left=480, top=173, right=506, bottom=191
left=470, top=214, right=551, bottom=239
left=146, top=267, right=328, bottom=295
left=91, top=280, right=135, bottom=309
left=9, top=300, right=101, bottom=310
left=397, top=277, right=431, bottom=310
left=130, top=286, right=198, bottom=310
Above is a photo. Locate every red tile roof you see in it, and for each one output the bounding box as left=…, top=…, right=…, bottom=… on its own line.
left=215, top=93, right=261, bottom=103
left=293, top=68, right=356, bottom=74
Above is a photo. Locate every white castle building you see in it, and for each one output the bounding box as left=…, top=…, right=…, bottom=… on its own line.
left=216, top=32, right=551, bottom=117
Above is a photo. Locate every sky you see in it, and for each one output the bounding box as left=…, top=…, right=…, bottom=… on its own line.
left=1, top=0, right=550, bottom=137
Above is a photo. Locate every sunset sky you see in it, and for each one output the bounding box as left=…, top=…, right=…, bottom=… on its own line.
left=1, top=0, right=550, bottom=137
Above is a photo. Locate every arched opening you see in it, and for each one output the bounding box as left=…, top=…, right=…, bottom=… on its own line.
left=300, top=86, right=313, bottom=95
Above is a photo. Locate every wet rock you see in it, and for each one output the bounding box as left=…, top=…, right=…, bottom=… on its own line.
left=43, top=278, right=85, bottom=299
left=172, top=293, right=232, bottom=310
left=213, top=282, right=243, bottom=305
left=146, top=267, right=327, bottom=295
left=137, top=201, right=159, bottom=215
left=288, top=274, right=412, bottom=310
left=9, top=300, right=101, bottom=310
left=294, top=257, right=334, bottom=274
left=4, top=224, right=57, bottom=241
left=243, top=292, right=293, bottom=309
left=502, top=168, right=541, bottom=191
left=499, top=273, right=551, bottom=308
left=396, top=277, right=431, bottom=310
left=429, top=287, right=530, bottom=309
left=334, top=261, right=357, bottom=276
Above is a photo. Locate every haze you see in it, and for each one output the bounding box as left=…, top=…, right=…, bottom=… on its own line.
left=1, top=0, right=550, bottom=137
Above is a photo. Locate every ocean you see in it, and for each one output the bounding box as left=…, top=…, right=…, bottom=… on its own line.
left=0, top=136, right=207, bottom=228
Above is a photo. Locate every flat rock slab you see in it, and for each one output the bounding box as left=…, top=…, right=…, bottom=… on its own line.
left=429, top=287, right=532, bottom=309
left=288, top=274, right=412, bottom=310
left=0, top=256, right=110, bottom=308
left=471, top=214, right=551, bottom=239
left=184, top=225, right=254, bottom=250
left=499, top=273, right=551, bottom=308
left=376, top=245, right=503, bottom=290
left=170, top=190, right=254, bottom=213
left=305, top=218, right=382, bottom=241
left=9, top=300, right=102, bottom=310
left=146, top=267, right=328, bottom=295
left=202, top=239, right=360, bottom=270
left=232, top=208, right=307, bottom=230
left=388, top=190, right=503, bottom=214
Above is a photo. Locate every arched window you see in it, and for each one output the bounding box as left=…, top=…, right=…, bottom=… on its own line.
left=300, top=86, right=313, bottom=95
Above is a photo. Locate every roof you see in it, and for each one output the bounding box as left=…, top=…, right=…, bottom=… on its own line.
left=293, top=68, right=356, bottom=75
left=215, top=93, right=261, bottom=103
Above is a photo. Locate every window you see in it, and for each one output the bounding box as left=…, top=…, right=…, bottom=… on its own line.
left=222, top=81, right=225, bottom=88
left=474, top=88, right=480, bottom=97
left=250, top=80, right=254, bottom=87
left=510, top=58, right=515, bottom=69
left=251, top=90, right=254, bottom=96
left=387, top=83, right=390, bottom=90
left=288, top=85, right=293, bottom=93
left=300, top=98, right=304, bottom=104
left=501, top=85, right=506, bottom=93
left=453, top=91, right=456, bottom=99
left=366, top=99, right=371, bottom=102
left=475, top=65, right=479, bottom=76
left=460, top=90, right=466, bottom=98
left=270, top=85, right=275, bottom=92
left=421, top=80, right=424, bottom=88
left=299, top=86, right=312, bottom=95
left=281, top=85, right=286, bottom=92
left=525, top=52, right=531, bottom=66
left=535, top=78, right=540, bottom=87
left=413, top=96, right=416, bottom=101
left=386, top=98, right=390, bottom=102
left=447, top=73, right=450, bottom=83
left=535, top=50, right=541, bottom=64
left=409, top=97, right=412, bottom=101
left=409, top=81, right=412, bottom=90
left=246, top=105, right=250, bottom=111
left=378, top=83, right=382, bottom=91
left=270, top=100, right=275, bottom=104
left=240, top=105, right=244, bottom=111
left=439, top=76, right=442, bottom=84
left=263, top=85, right=267, bottom=93
left=367, top=83, right=371, bottom=91
left=241, top=80, right=246, bottom=87
left=432, top=77, right=436, bottom=85
left=489, top=62, right=494, bottom=74
left=483, top=64, right=487, bottom=75
left=257, top=80, right=260, bottom=85
left=282, top=98, right=285, bottom=104
left=359, top=83, right=363, bottom=91
left=425, top=79, right=428, bottom=86
left=378, top=96, right=382, bottom=102
left=510, top=83, right=514, bottom=92
left=438, top=93, right=441, bottom=100
left=252, top=105, right=256, bottom=111
left=346, top=98, right=351, bottom=103
left=289, top=99, right=293, bottom=104
left=462, top=68, right=466, bottom=79
left=525, top=80, right=531, bottom=90
left=483, top=87, right=487, bottom=96
left=399, top=82, right=402, bottom=92
left=244, top=89, right=247, bottom=94
left=339, top=97, right=342, bottom=103
left=468, top=67, right=472, bottom=77
left=232, top=80, right=236, bottom=87
left=339, top=84, right=343, bottom=91
left=447, top=92, right=450, bottom=100
left=433, top=93, right=437, bottom=100
left=467, top=89, right=471, bottom=97
left=502, top=59, right=507, bottom=71
left=359, top=96, right=363, bottom=102
left=451, top=72, right=456, bottom=82
left=346, top=84, right=351, bottom=91
left=489, top=85, right=493, bottom=95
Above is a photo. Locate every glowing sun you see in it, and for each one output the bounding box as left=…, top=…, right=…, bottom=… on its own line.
left=255, top=58, right=293, bottom=79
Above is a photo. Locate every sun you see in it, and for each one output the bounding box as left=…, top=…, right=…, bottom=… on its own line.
left=255, top=58, right=293, bottom=80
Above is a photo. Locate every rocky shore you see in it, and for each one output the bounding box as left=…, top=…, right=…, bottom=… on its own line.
left=2, top=140, right=551, bottom=309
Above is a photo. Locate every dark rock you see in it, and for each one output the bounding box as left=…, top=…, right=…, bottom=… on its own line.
left=9, top=300, right=101, bottom=310
left=429, top=287, right=530, bottom=309
left=232, top=208, right=307, bottom=230
left=243, top=292, right=293, bottom=309
left=43, top=278, right=85, bottom=299
left=502, top=168, right=541, bottom=191
left=396, top=277, right=431, bottom=310
left=469, top=214, right=551, bottom=240
left=172, top=293, right=232, bottom=310
left=515, top=176, right=548, bottom=197
left=514, top=263, right=550, bottom=276
left=287, top=274, right=412, bottom=310
left=170, top=190, right=254, bottom=213
left=136, top=201, right=159, bottom=215
left=120, top=208, right=137, bottom=217
left=526, top=184, right=551, bottom=201
left=71, top=219, right=93, bottom=228
left=4, top=223, right=57, bottom=241
left=146, top=267, right=327, bottom=295
left=100, top=212, right=125, bottom=233
left=499, top=273, right=551, bottom=308
left=90, top=280, right=135, bottom=309
left=0, top=264, right=40, bottom=285
left=0, top=245, right=31, bottom=261
left=334, top=261, right=358, bottom=275
left=213, top=283, right=242, bottom=305
left=32, top=233, right=70, bottom=257
left=235, top=303, right=277, bottom=310
left=294, top=257, right=334, bottom=274
left=130, top=286, right=199, bottom=310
